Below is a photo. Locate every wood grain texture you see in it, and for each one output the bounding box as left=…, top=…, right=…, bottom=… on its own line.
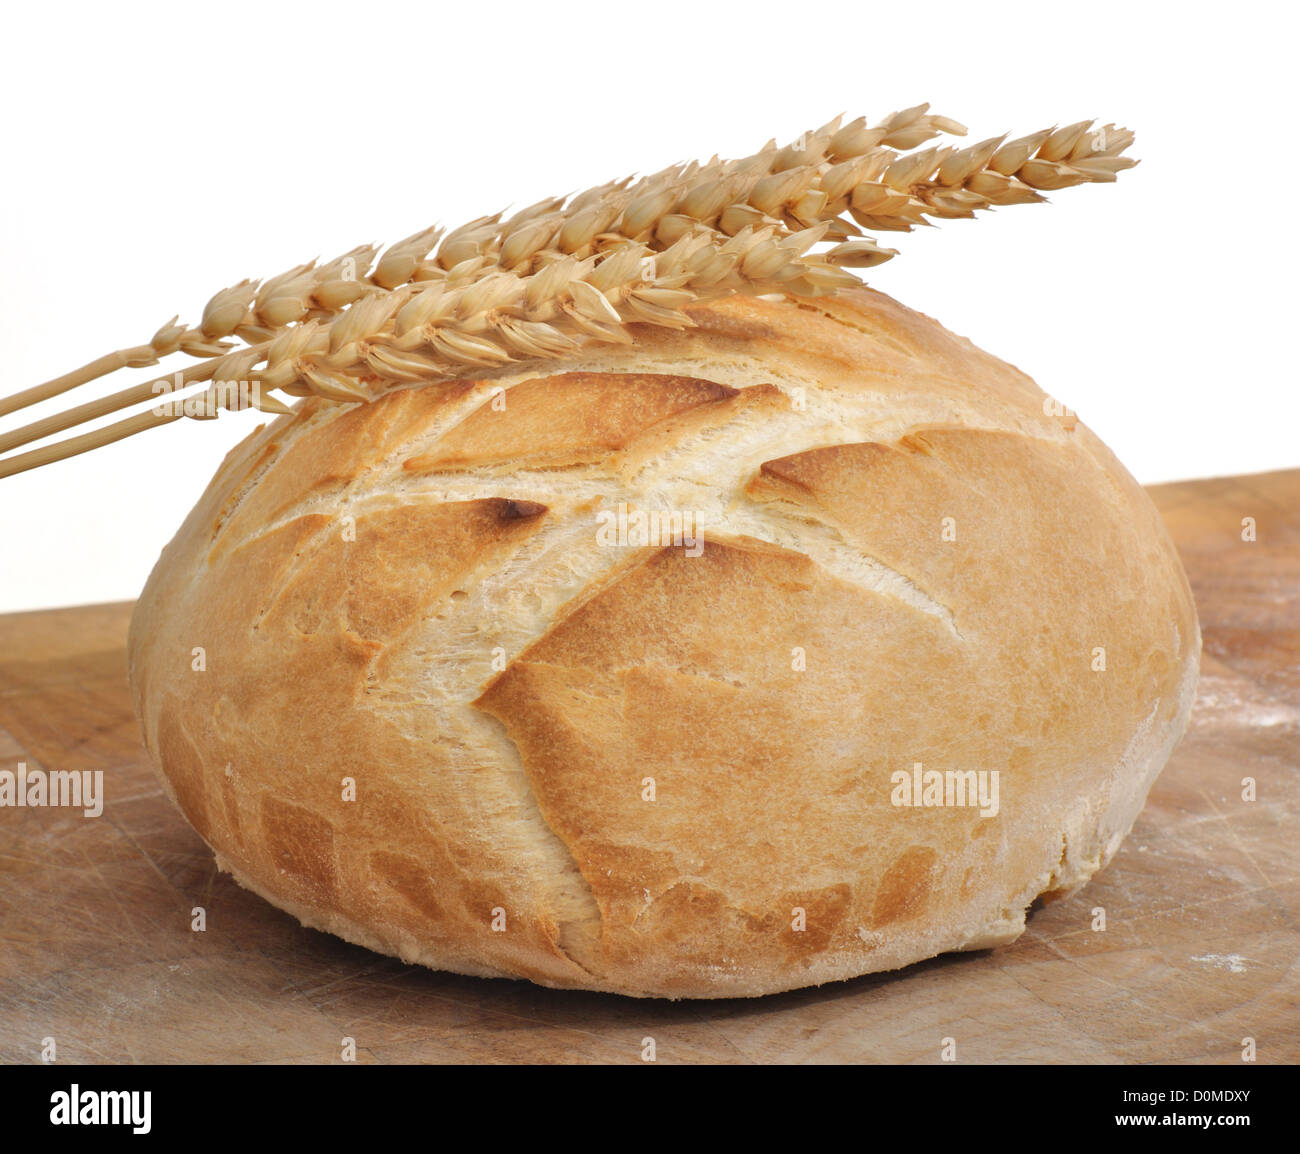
left=0, top=470, right=1295, bottom=1064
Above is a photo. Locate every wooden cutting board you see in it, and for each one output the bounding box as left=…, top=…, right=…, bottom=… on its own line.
left=1, top=470, right=1296, bottom=1064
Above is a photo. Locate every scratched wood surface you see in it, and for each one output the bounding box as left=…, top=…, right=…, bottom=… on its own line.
left=0, top=470, right=1296, bottom=1064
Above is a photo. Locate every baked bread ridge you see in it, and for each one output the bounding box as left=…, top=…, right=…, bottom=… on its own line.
left=127, top=286, right=1200, bottom=998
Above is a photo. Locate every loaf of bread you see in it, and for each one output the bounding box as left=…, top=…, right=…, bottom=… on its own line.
left=126, top=287, right=1199, bottom=998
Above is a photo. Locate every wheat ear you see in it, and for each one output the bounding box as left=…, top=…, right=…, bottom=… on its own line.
left=0, top=105, right=1136, bottom=479
left=0, top=103, right=986, bottom=417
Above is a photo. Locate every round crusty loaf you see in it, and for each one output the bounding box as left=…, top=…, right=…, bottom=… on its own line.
left=127, top=287, right=1199, bottom=998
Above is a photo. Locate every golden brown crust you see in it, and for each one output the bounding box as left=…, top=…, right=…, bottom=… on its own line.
left=404, top=372, right=738, bottom=472
left=127, top=287, right=1199, bottom=997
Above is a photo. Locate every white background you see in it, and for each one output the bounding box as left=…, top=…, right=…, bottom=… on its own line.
left=1, top=0, right=1295, bottom=612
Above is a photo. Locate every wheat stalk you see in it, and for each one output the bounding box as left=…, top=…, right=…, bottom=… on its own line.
left=0, top=105, right=1136, bottom=479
